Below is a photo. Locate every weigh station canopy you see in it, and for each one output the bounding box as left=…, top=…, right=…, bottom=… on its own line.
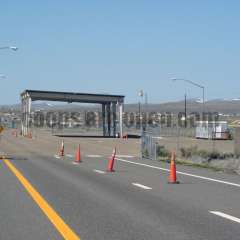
left=20, top=90, right=125, bottom=137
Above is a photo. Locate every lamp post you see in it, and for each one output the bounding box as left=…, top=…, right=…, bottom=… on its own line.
left=138, top=90, right=144, bottom=131
left=0, top=46, right=17, bottom=79
left=172, top=78, right=205, bottom=113
left=0, top=46, right=18, bottom=51
left=184, top=93, right=187, bottom=128
left=0, top=45, right=17, bottom=129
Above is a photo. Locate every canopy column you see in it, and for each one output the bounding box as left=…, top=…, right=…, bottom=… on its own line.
left=118, top=102, right=123, bottom=138
left=112, top=103, right=117, bottom=137
left=21, top=94, right=32, bottom=136
left=102, top=103, right=106, bottom=136
left=106, top=103, right=111, bottom=136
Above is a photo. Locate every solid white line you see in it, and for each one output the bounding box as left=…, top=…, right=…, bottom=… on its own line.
left=66, top=154, right=73, bottom=158
left=87, top=155, right=102, bottom=158
left=132, top=183, right=152, bottom=190
left=210, top=211, right=240, bottom=224
left=152, top=136, right=164, bottom=140
left=116, top=158, right=240, bottom=188
left=72, top=161, right=80, bottom=165
left=116, top=155, right=134, bottom=158
left=93, top=169, right=105, bottom=174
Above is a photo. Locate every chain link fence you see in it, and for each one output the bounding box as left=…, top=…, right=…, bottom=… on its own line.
left=141, top=126, right=237, bottom=161
left=141, top=132, right=158, bottom=160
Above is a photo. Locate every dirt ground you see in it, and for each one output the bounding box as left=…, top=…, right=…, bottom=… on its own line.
left=0, top=128, right=141, bottom=159
left=0, top=127, right=236, bottom=165
left=157, top=136, right=235, bottom=154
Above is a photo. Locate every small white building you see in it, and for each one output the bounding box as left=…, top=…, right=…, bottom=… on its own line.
left=196, top=121, right=230, bottom=140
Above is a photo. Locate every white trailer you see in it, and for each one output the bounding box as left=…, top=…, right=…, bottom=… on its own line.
left=196, top=121, right=230, bottom=140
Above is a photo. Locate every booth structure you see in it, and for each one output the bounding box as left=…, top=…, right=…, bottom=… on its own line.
left=20, top=90, right=124, bottom=137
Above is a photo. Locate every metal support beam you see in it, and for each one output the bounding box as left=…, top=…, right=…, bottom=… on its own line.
left=21, top=98, right=25, bottom=135
left=25, top=98, right=28, bottom=136
left=102, top=104, right=106, bottom=136
left=24, top=98, right=27, bottom=136
left=21, top=90, right=124, bottom=104
left=112, top=103, right=117, bottom=137
left=28, top=97, right=32, bottom=135
left=119, top=102, right=123, bottom=138
left=106, top=103, right=111, bottom=136
left=21, top=95, right=32, bottom=136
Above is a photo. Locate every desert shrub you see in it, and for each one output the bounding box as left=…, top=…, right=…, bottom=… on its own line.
left=208, top=151, right=235, bottom=160
left=180, top=145, right=198, bottom=158
left=197, top=149, right=209, bottom=159
left=156, top=145, right=169, bottom=157
left=178, top=146, right=233, bottom=160
left=142, top=148, right=149, bottom=158
left=208, top=151, right=221, bottom=159
left=223, top=153, right=235, bottom=159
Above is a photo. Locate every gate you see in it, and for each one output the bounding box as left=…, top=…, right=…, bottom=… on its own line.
left=141, top=131, right=159, bottom=160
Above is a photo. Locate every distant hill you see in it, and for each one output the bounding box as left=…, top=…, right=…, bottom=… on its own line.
left=1, top=98, right=240, bottom=114
left=125, top=99, right=240, bottom=114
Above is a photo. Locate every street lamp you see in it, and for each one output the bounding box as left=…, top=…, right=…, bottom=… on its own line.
left=172, top=78, right=205, bottom=112
left=138, top=90, right=144, bottom=98
left=138, top=90, right=144, bottom=131
left=0, top=46, right=18, bottom=51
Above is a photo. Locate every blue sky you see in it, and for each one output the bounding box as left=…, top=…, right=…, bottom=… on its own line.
left=0, top=1, right=240, bottom=104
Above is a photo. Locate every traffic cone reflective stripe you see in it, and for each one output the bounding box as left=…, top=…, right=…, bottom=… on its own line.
left=168, top=151, right=179, bottom=184
left=107, top=147, right=116, bottom=172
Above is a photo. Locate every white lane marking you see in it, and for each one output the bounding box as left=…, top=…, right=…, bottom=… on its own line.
left=116, top=155, right=134, bottom=158
left=66, top=154, right=73, bottom=158
left=132, top=183, right=152, bottom=190
left=54, top=154, right=61, bottom=159
left=93, top=169, right=105, bottom=174
left=72, top=161, right=80, bottom=165
left=87, top=155, right=102, bottom=158
left=152, top=136, right=164, bottom=140
left=116, top=158, right=240, bottom=188
left=210, top=211, right=240, bottom=224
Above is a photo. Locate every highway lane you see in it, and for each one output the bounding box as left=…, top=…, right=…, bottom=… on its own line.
left=1, top=151, right=239, bottom=240
left=0, top=159, right=61, bottom=240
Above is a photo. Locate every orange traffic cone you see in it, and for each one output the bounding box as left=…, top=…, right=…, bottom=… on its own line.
left=59, top=140, right=65, bottom=157
left=74, top=144, right=81, bottom=163
left=28, top=132, right=32, bottom=139
left=122, top=133, right=128, bottom=140
left=168, top=151, right=179, bottom=184
left=12, top=129, right=17, bottom=137
left=107, top=147, right=116, bottom=172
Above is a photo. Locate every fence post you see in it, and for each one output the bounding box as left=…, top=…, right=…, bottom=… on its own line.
left=154, top=141, right=157, bottom=161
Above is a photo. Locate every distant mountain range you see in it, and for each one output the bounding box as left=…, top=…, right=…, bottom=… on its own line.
left=125, top=98, right=240, bottom=114
left=1, top=98, right=240, bottom=114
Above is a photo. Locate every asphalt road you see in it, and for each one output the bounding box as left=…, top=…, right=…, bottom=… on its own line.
left=1, top=132, right=240, bottom=239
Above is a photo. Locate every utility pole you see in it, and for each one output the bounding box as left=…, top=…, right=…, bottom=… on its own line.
left=184, top=94, right=187, bottom=128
